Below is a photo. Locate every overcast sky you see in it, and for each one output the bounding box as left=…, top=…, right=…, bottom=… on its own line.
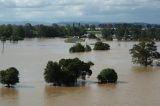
left=0, top=0, right=160, bottom=23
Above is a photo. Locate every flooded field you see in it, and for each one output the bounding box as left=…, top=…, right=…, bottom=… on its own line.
left=0, top=38, right=160, bottom=106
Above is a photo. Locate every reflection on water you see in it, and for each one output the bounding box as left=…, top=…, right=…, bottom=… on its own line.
left=1, top=41, right=5, bottom=54
left=0, top=87, right=19, bottom=106
left=0, top=38, right=160, bottom=106
left=0, top=87, right=18, bottom=97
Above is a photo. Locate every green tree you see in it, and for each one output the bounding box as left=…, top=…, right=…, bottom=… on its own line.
left=24, top=23, right=35, bottom=38
left=44, top=61, right=62, bottom=85
left=102, top=28, right=114, bottom=40
left=115, top=28, right=125, bottom=40
left=0, top=25, right=13, bottom=38
left=130, top=41, right=160, bottom=66
left=69, top=43, right=92, bottom=53
left=0, top=36, right=6, bottom=53
left=97, top=68, right=118, bottom=83
left=44, top=58, right=94, bottom=86
left=94, top=41, right=110, bottom=50
left=69, top=43, right=85, bottom=53
left=0, top=67, right=19, bottom=87
left=12, top=26, right=25, bottom=38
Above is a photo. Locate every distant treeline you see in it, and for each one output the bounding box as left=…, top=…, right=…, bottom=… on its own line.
left=100, top=23, right=160, bottom=41
left=0, top=23, right=86, bottom=40
left=0, top=23, right=160, bottom=41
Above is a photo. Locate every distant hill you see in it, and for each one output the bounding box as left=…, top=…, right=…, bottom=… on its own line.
left=0, top=21, right=159, bottom=27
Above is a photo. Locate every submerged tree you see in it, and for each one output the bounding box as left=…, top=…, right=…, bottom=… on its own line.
left=69, top=43, right=85, bottom=53
left=44, top=58, right=94, bottom=86
left=93, top=41, right=110, bottom=50
left=0, top=67, right=19, bottom=87
left=97, top=68, right=118, bottom=83
left=69, top=43, right=92, bottom=53
left=0, top=36, right=6, bottom=53
left=130, top=41, right=160, bottom=66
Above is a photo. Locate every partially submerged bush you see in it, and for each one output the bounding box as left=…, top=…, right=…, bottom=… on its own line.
left=97, top=68, right=118, bottom=83
left=69, top=43, right=85, bottom=52
left=94, top=41, right=110, bottom=50
left=69, top=43, right=92, bottom=53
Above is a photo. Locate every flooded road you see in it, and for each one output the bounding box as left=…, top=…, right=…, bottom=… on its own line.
left=0, top=38, right=160, bottom=106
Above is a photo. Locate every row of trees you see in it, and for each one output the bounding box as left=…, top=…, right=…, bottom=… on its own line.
left=0, top=24, right=87, bottom=40
left=102, top=27, right=160, bottom=41
left=1, top=23, right=160, bottom=41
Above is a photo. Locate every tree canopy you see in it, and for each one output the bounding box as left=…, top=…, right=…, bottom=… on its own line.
left=0, top=67, right=19, bottom=87
left=44, top=58, right=94, bottom=86
left=69, top=43, right=92, bottom=53
left=130, top=41, right=160, bottom=66
left=94, top=41, right=110, bottom=50
left=97, top=68, right=118, bottom=83
left=102, top=28, right=114, bottom=40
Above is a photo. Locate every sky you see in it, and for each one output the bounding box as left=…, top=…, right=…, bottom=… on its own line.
left=0, top=0, right=160, bottom=23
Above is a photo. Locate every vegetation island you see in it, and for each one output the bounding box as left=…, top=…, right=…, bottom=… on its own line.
left=69, top=43, right=91, bottom=53
left=93, top=41, right=110, bottom=50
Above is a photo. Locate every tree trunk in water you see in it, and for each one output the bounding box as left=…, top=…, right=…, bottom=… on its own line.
left=7, top=84, right=10, bottom=88
left=1, top=42, right=5, bottom=53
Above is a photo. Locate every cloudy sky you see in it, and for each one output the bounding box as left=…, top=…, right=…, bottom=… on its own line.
left=0, top=0, right=160, bottom=23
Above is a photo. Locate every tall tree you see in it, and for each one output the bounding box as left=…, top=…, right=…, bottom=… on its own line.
left=130, top=41, right=160, bottom=66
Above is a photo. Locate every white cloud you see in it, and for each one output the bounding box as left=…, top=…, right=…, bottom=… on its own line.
left=0, top=0, right=156, bottom=8
left=0, top=0, right=160, bottom=23
left=0, top=0, right=51, bottom=8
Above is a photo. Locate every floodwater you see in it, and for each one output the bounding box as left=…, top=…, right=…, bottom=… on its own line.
left=0, top=38, right=160, bottom=106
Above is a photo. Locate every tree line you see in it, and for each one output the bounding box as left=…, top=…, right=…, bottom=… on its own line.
left=0, top=23, right=87, bottom=41
left=102, top=27, right=160, bottom=41
left=1, top=23, right=160, bottom=41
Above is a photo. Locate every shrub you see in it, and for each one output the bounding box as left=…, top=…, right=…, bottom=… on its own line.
left=94, top=41, right=110, bottom=50
left=69, top=43, right=92, bottom=53
left=97, top=68, right=118, bottom=83
left=69, top=43, right=85, bottom=53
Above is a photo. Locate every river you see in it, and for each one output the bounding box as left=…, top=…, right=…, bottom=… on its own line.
left=0, top=38, right=160, bottom=106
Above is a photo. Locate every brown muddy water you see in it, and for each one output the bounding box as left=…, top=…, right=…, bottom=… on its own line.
left=0, top=38, right=160, bottom=106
